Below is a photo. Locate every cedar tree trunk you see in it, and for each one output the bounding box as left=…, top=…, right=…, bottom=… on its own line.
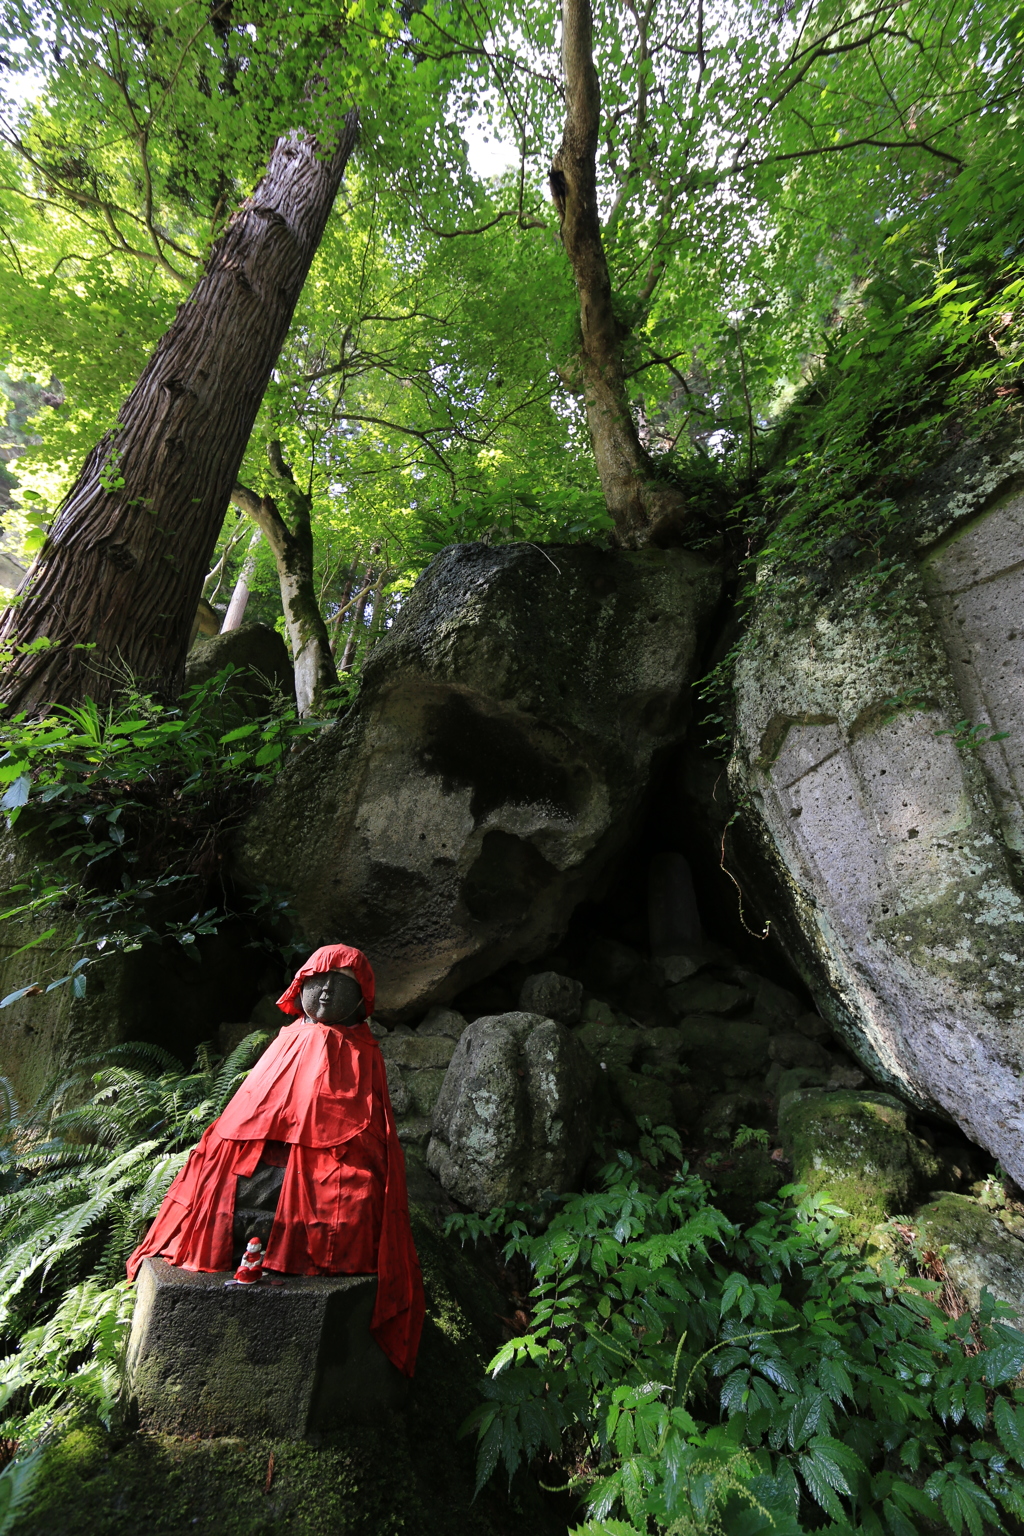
left=0, top=109, right=359, bottom=713
left=231, top=442, right=338, bottom=716
left=553, top=0, right=686, bottom=546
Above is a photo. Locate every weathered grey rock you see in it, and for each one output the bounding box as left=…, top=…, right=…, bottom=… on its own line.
left=405, top=1066, right=448, bottom=1118
left=793, top=1012, right=831, bottom=1041
left=576, top=1020, right=640, bottom=1072
left=235, top=543, right=720, bottom=1020
left=395, top=1114, right=432, bottom=1147
left=379, top=1033, right=457, bottom=1070
left=743, top=976, right=803, bottom=1031
left=184, top=622, right=294, bottom=709
left=912, top=1193, right=1024, bottom=1327
left=773, top=1065, right=830, bottom=1099
left=418, top=1005, right=469, bottom=1039
left=729, top=430, right=1024, bottom=1183
left=126, top=1259, right=405, bottom=1437
left=666, top=979, right=751, bottom=1017
left=581, top=998, right=618, bottom=1026
left=779, top=1089, right=941, bottom=1236
left=675, top=1018, right=770, bottom=1075
left=698, top=1091, right=763, bottom=1142
left=636, top=1026, right=685, bottom=1068
left=608, top=1065, right=674, bottom=1126
left=426, top=1011, right=597, bottom=1209
left=384, top=1059, right=412, bottom=1115
left=768, top=1032, right=832, bottom=1069
left=518, top=971, right=583, bottom=1025
left=827, top=1062, right=868, bottom=1089
left=655, top=953, right=704, bottom=985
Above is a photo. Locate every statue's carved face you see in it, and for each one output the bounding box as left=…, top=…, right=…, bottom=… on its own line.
left=300, top=968, right=364, bottom=1026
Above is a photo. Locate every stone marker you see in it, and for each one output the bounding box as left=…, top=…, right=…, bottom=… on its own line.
left=427, top=1011, right=596, bottom=1209
left=126, top=1258, right=406, bottom=1438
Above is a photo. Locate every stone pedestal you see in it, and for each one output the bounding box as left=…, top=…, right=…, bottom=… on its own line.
left=126, top=1259, right=406, bottom=1437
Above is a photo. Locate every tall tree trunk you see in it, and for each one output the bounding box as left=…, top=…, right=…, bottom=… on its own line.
left=339, top=573, right=372, bottom=673
left=329, top=555, right=361, bottom=655
left=220, top=528, right=263, bottom=632
left=553, top=0, right=686, bottom=547
left=0, top=109, right=359, bottom=714
left=231, top=442, right=338, bottom=716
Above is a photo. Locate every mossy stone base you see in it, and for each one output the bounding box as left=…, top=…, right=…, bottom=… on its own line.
left=779, top=1089, right=940, bottom=1238
left=126, top=1261, right=404, bottom=1437
left=14, top=1206, right=562, bottom=1536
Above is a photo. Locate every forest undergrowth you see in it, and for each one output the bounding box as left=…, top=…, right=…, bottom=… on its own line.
left=2, top=1056, right=1024, bottom=1536
left=698, top=168, right=1024, bottom=755
left=451, top=1127, right=1024, bottom=1536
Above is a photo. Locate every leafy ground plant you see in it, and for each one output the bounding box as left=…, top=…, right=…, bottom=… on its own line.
left=0, top=664, right=343, bottom=1004
left=450, top=1133, right=1024, bottom=1535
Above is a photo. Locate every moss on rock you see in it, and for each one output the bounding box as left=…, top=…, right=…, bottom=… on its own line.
left=13, top=1207, right=559, bottom=1536
left=779, top=1089, right=940, bottom=1239
left=912, top=1192, right=1024, bottom=1326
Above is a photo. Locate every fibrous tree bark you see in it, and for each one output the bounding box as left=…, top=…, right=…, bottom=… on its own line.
left=230, top=443, right=338, bottom=717
left=552, top=0, right=686, bottom=547
left=0, top=108, right=360, bottom=713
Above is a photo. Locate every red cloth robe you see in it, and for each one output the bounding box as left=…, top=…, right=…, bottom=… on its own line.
left=127, top=948, right=425, bottom=1378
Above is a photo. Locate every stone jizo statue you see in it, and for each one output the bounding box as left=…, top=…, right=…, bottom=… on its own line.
left=127, top=944, right=424, bottom=1377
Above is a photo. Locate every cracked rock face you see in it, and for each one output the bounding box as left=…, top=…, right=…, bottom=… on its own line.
left=235, top=542, right=720, bottom=1019
left=426, top=1011, right=597, bottom=1209
left=729, top=431, right=1024, bottom=1182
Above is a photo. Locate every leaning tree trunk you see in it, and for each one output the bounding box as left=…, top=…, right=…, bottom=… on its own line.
left=553, top=0, right=686, bottom=547
left=0, top=110, right=359, bottom=714
left=231, top=442, right=338, bottom=716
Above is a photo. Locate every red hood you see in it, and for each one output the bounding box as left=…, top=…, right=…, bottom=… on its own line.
left=276, top=943, right=375, bottom=1019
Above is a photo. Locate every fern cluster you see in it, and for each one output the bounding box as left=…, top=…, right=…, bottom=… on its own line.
left=451, top=1131, right=1024, bottom=1535
left=0, top=1034, right=267, bottom=1329
left=0, top=1035, right=267, bottom=1527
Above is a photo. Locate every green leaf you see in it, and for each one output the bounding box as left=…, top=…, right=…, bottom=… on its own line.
left=994, top=1396, right=1024, bottom=1463
left=1, top=775, right=31, bottom=810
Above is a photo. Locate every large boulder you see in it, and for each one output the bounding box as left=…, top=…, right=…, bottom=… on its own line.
left=729, top=430, right=1024, bottom=1183
left=426, top=1011, right=597, bottom=1209
left=235, top=542, right=720, bottom=1018
left=185, top=622, right=294, bottom=710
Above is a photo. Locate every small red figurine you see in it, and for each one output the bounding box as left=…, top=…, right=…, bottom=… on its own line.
left=233, top=1235, right=264, bottom=1285
left=127, top=944, right=425, bottom=1377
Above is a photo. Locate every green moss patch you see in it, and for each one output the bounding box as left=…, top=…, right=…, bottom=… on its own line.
left=779, top=1089, right=940, bottom=1239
